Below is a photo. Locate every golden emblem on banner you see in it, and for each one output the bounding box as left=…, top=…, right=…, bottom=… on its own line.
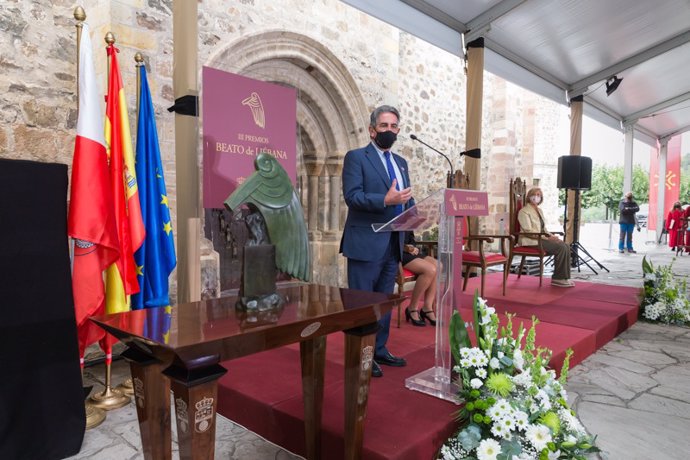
left=242, top=91, right=265, bottom=128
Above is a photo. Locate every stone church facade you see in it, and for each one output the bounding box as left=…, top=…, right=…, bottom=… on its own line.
left=0, top=0, right=568, bottom=299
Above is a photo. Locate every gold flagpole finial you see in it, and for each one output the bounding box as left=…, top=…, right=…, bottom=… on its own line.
left=74, top=6, right=86, bottom=22
left=74, top=6, right=87, bottom=108
left=135, top=53, right=144, bottom=112
left=105, top=31, right=116, bottom=46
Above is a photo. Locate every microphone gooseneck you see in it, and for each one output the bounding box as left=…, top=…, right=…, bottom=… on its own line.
left=409, top=134, right=454, bottom=179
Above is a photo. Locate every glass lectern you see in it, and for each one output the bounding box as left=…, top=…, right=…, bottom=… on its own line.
left=373, top=188, right=488, bottom=402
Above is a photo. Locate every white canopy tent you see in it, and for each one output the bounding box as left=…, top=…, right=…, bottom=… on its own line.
left=342, top=0, right=690, bottom=236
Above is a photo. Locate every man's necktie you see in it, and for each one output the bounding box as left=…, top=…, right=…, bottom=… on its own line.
left=384, top=151, right=403, bottom=215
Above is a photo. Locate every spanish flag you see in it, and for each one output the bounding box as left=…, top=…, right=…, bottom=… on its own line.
left=67, top=23, right=119, bottom=357
left=104, top=43, right=145, bottom=314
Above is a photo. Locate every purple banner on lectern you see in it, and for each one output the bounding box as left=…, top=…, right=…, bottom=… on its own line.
left=444, top=189, right=488, bottom=217
left=202, top=67, right=297, bottom=208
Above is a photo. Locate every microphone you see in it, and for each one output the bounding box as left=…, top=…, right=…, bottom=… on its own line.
left=410, top=134, right=454, bottom=184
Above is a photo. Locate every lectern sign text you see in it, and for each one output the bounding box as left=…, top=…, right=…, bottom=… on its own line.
left=444, top=189, right=488, bottom=216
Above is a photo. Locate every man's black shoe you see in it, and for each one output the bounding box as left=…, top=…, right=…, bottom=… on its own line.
left=374, top=351, right=407, bottom=367
left=371, top=360, right=383, bottom=378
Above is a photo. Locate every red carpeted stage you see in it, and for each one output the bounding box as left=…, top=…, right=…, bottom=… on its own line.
left=216, top=274, right=640, bottom=460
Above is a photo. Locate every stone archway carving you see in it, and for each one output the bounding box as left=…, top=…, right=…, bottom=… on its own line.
left=206, top=30, right=369, bottom=285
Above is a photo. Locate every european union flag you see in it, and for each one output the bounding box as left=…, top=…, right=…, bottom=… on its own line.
left=132, top=65, right=176, bottom=310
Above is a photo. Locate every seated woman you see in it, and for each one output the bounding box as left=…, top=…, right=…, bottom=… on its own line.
left=517, top=187, right=574, bottom=288
left=401, top=232, right=438, bottom=326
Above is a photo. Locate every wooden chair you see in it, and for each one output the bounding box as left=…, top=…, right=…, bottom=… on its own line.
left=395, top=263, right=417, bottom=327
left=461, top=216, right=513, bottom=297
left=507, top=178, right=561, bottom=286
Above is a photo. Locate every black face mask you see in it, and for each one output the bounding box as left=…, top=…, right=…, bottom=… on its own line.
left=374, top=130, right=397, bottom=150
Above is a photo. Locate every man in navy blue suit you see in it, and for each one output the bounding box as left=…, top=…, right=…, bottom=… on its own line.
left=340, top=105, right=413, bottom=378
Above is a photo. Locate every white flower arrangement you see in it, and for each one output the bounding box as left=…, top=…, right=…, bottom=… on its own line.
left=438, top=293, right=599, bottom=460
left=640, top=257, right=690, bottom=325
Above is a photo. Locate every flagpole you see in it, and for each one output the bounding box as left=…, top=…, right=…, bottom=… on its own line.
left=89, top=30, right=132, bottom=412
left=74, top=6, right=85, bottom=108
left=73, top=5, right=107, bottom=430
left=135, top=52, right=144, bottom=114
left=115, top=51, right=145, bottom=399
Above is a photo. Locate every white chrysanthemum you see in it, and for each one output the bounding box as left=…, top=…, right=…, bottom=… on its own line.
left=497, top=413, right=516, bottom=432
left=476, top=368, right=487, bottom=379
left=497, top=351, right=505, bottom=359
left=460, top=358, right=471, bottom=368
left=526, top=424, right=552, bottom=450
left=496, top=399, right=511, bottom=411
left=470, top=378, right=483, bottom=389
left=476, top=438, right=501, bottom=460
left=514, top=410, right=529, bottom=431
left=478, top=354, right=489, bottom=367
left=460, top=347, right=471, bottom=359
left=490, top=422, right=508, bottom=438
left=490, top=357, right=500, bottom=369
left=488, top=405, right=504, bottom=420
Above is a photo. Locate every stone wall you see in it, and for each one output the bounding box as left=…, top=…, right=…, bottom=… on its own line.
left=0, top=0, right=569, bottom=293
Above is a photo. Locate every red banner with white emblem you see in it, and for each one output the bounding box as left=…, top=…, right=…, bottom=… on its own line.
left=648, top=135, right=681, bottom=230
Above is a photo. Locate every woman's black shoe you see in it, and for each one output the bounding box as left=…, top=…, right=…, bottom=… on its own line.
left=405, top=307, right=426, bottom=327
left=419, top=309, right=437, bottom=326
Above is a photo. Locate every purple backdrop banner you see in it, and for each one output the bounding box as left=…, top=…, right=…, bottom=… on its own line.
left=202, top=67, right=297, bottom=208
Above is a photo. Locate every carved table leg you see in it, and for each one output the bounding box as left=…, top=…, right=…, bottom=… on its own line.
left=343, top=323, right=377, bottom=460
left=300, top=336, right=326, bottom=460
left=164, top=363, right=228, bottom=460
left=121, top=346, right=172, bottom=460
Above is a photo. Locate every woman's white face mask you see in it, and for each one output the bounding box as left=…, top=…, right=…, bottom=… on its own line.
left=530, top=195, right=542, bottom=205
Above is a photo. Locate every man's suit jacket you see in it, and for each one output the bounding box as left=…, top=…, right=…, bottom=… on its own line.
left=340, top=143, right=413, bottom=262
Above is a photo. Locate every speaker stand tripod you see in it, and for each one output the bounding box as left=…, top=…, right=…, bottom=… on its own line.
left=563, top=189, right=609, bottom=275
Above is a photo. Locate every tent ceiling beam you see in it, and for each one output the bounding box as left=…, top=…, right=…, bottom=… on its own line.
left=569, top=29, right=690, bottom=98
left=464, top=0, right=527, bottom=44
left=623, top=90, right=690, bottom=125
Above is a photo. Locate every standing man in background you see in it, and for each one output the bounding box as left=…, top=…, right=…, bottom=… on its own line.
left=618, top=192, right=639, bottom=254
left=340, top=105, right=413, bottom=378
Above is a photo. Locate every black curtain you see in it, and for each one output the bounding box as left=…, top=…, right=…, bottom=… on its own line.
left=0, top=159, right=85, bottom=459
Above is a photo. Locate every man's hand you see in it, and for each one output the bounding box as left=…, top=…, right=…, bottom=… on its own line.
left=384, top=179, right=412, bottom=206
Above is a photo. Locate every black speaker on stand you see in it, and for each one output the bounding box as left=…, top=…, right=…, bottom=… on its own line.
left=557, top=156, right=609, bottom=274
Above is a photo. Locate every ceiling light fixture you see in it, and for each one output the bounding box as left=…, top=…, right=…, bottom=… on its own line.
left=605, top=76, right=623, bottom=96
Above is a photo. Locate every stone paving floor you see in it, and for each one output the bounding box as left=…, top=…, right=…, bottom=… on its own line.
left=69, top=223, right=690, bottom=459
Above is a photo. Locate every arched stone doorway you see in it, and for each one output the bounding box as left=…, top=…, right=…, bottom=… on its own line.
left=205, top=30, right=369, bottom=288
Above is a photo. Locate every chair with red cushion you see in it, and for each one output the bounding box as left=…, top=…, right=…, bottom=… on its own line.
left=461, top=216, right=513, bottom=297
left=395, top=263, right=418, bottom=327
left=508, top=177, right=559, bottom=286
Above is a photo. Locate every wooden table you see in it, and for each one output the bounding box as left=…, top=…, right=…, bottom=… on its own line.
left=91, top=284, right=402, bottom=460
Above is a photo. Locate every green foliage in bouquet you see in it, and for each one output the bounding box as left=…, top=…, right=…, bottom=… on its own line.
left=640, top=256, right=690, bottom=325
left=439, top=292, right=599, bottom=460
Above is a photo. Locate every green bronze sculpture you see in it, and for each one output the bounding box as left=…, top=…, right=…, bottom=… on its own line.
left=224, top=153, right=311, bottom=309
